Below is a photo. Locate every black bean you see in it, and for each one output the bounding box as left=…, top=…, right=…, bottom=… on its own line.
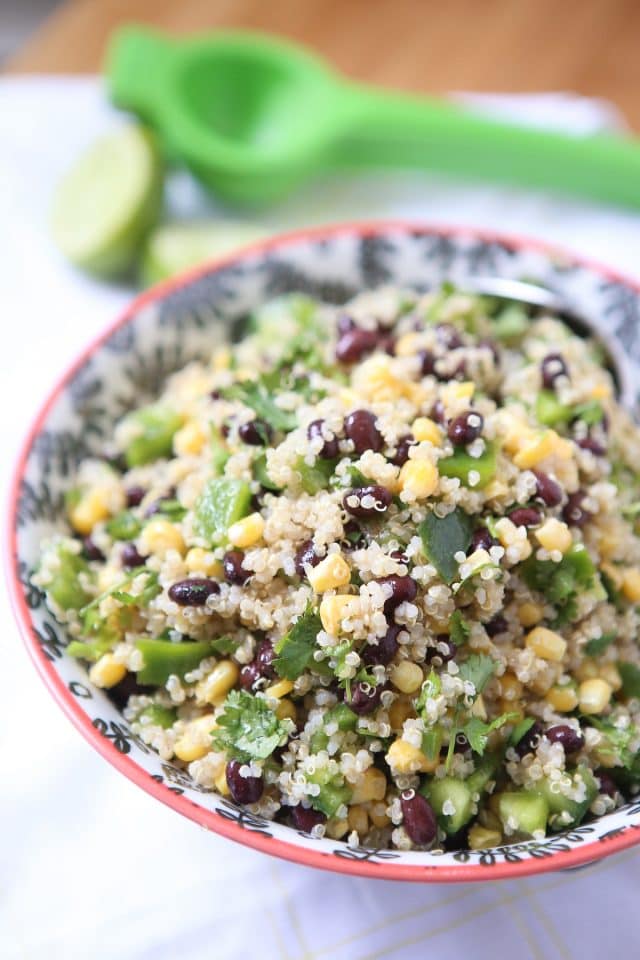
left=362, top=624, right=401, bottom=666
left=337, top=314, right=356, bottom=336
left=307, top=419, right=339, bottom=459
left=509, top=507, right=542, bottom=528
left=375, top=575, right=418, bottom=615
left=341, top=520, right=366, bottom=550
left=576, top=434, right=606, bottom=456
left=168, top=578, right=219, bottom=606
left=541, top=353, right=569, bottom=389
left=389, top=548, right=408, bottom=563
left=240, top=662, right=261, bottom=690
left=562, top=490, right=589, bottom=528
left=343, top=484, right=392, bottom=519
left=430, top=400, right=446, bottom=424
left=454, top=732, right=471, bottom=754
left=291, top=805, right=327, bottom=832
left=345, top=681, right=385, bottom=716
left=379, top=334, right=396, bottom=356
left=294, top=540, right=321, bottom=577
left=400, top=790, right=437, bottom=845
left=418, top=349, right=437, bottom=376
left=596, top=770, right=617, bottom=798
left=210, top=389, right=222, bottom=400
left=389, top=434, right=415, bottom=467
left=336, top=327, right=379, bottom=364
left=545, top=724, right=584, bottom=754
left=108, top=672, right=153, bottom=710
left=82, top=536, right=105, bottom=562
left=532, top=470, right=563, bottom=507
left=256, top=639, right=277, bottom=679
left=226, top=759, right=264, bottom=804
left=514, top=720, right=543, bottom=758
left=239, top=418, right=272, bottom=446
left=125, top=485, right=146, bottom=508
left=121, top=543, right=146, bottom=568
left=485, top=615, right=508, bottom=638
left=344, top=409, right=383, bottom=454
left=447, top=410, right=484, bottom=446
left=436, top=323, right=464, bottom=350
left=426, top=636, right=457, bottom=664
left=223, top=550, right=251, bottom=585
left=102, top=451, right=127, bottom=473
left=470, top=526, right=498, bottom=553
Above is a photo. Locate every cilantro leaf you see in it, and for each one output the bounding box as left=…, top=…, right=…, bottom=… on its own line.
left=619, top=662, right=640, bottom=700
left=416, top=668, right=441, bottom=717
left=462, top=712, right=519, bottom=756
left=587, top=716, right=638, bottom=769
left=211, top=690, right=292, bottom=762
left=421, top=726, right=443, bottom=761
left=457, top=654, right=496, bottom=695
left=222, top=380, right=297, bottom=433
left=584, top=632, right=616, bottom=657
left=419, top=508, right=473, bottom=584
left=209, top=635, right=239, bottom=656
left=450, top=610, right=471, bottom=646
left=274, top=606, right=322, bottom=680
left=520, top=544, right=595, bottom=623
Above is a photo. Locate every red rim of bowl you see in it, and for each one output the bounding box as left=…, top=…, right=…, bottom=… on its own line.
left=7, top=220, right=640, bottom=883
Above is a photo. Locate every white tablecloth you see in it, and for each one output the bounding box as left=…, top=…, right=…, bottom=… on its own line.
left=1, top=78, right=639, bottom=960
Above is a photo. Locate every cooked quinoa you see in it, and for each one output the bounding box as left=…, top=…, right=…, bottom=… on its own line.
left=35, top=287, right=640, bottom=851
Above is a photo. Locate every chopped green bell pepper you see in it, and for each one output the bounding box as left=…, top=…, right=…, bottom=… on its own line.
left=105, top=510, right=142, bottom=541
left=122, top=404, right=183, bottom=467
left=536, top=390, right=572, bottom=427
left=439, top=441, right=497, bottom=490
left=137, top=704, right=178, bottom=728
left=135, top=638, right=214, bottom=685
left=45, top=544, right=92, bottom=610
left=193, top=477, right=252, bottom=546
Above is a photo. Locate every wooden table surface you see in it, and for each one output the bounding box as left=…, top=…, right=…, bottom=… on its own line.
left=7, top=0, right=640, bottom=130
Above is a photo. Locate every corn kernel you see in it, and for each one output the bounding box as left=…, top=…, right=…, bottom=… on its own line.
left=598, top=529, right=621, bottom=561
left=622, top=568, right=640, bottom=603
left=391, top=660, right=424, bottom=694
left=601, top=562, right=623, bottom=590
left=174, top=713, right=217, bottom=762
left=442, top=380, right=475, bottom=403
left=368, top=802, right=391, bottom=828
left=599, top=663, right=623, bottom=692
left=575, top=658, right=599, bottom=681
left=499, top=672, right=523, bottom=702
left=518, top=601, right=544, bottom=627
left=308, top=553, right=351, bottom=593
left=546, top=684, right=579, bottom=712
left=319, top=594, right=359, bottom=635
left=214, top=768, right=230, bottom=796
left=579, top=678, right=612, bottom=715
left=468, top=824, right=503, bottom=850
left=69, top=488, right=112, bottom=535
left=353, top=356, right=405, bottom=402
left=513, top=430, right=557, bottom=469
left=173, top=420, right=207, bottom=456
left=398, top=459, right=439, bottom=499
left=351, top=767, right=387, bottom=805
left=525, top=626, right=567, bottom=662
left=212, top=347, right=231, bottom=371
left=140, top=519, right=185, bottom=556
left=265, top=678, right=294, bottom=699
left=411, top=417, right=442, bottom=445
left=88, top=653, right=127, bottom=689
left=395, top=332, right=422, bottom=356
left=185, top=547, right=223, bottom=578
left=535, top=518, right=572, bottom=554
left=275, top=698, right=297, bottom=722
left=388, top=697, right=416, bottom=730
left=484, top=479, right=510, bottom=500
left=471, top=694, right=487, bottom=719
left=326, top=818, right=350, bottom=840
left=227, top=512, right=264, bottom=548
left=499, top=410, right=533, bottom=455
left=196, top=660, right=239, bottom=705
left=386, top=739, right=438, bottom=775
left=590, top=382, right=611, bottom=400
left=347, top=805, right=369, bottom=837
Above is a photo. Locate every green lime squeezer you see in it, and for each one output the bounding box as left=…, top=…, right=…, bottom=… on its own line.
left=108, top=27, right=640, bottom=208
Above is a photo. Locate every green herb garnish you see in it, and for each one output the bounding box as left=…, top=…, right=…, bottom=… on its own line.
left=274, top=605, right=322, bottom=680
left=211, top=690, right=293, bottom=762
left=419, top=508, right=473, bottom=584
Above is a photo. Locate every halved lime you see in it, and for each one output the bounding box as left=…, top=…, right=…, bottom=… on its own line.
left=51, top=125, right=163, bottom=278
left=140, top=221, right=269, bottom=286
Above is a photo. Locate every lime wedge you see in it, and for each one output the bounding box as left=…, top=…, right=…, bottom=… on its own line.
left=140, top=221, right=269, bottom=286
left=51, top=125, right=163, bottom=278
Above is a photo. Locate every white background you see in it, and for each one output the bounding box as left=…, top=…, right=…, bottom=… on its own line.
left=1, top=79, right=640, bottom=959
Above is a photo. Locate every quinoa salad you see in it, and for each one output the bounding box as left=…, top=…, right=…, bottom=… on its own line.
left=35, top=287, right=640, bottom=852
